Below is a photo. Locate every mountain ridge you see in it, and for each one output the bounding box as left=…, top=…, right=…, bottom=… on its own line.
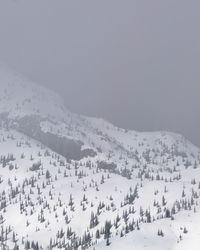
left=0, top=64, right=199, bottom=161
left=0, top=65, right=200, bottom=250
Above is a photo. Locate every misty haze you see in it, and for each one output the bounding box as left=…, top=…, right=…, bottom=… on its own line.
left=0, top=1, right=200, bottom=250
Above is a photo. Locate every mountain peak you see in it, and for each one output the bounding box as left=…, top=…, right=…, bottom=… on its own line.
left=0, top=64, right=67, bottom=120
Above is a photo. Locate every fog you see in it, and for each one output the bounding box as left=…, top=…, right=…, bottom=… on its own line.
left=0, top=0, right=200, bottom=146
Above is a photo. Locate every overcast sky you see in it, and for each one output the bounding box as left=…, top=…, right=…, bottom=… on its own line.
left=0, top=0, right=200, bottom=146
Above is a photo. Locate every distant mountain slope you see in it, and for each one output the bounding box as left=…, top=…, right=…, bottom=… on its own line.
left=0, top=64, right=67, bottom=120
left=0, top=64, right=199, bottom=165
left=0, top=65, right=200, bottom=250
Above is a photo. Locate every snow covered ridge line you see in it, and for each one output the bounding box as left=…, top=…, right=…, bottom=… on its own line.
left=1, top=108, right=200, bottom=170
left=0, top=64, right=199, bottom=149
left=0, top=65, right=200, bottom=174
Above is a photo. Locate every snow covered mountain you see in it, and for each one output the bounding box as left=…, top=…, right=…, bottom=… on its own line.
left=0, top=65, right=200, bottom=250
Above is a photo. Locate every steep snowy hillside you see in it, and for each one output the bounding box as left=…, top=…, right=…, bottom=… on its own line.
left=1, top=127, right=200, bottom=250
left=0, top=66, right=200, bottom=250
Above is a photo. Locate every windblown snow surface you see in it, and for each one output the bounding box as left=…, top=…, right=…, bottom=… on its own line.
left=0, top=65, right=200, bottom=250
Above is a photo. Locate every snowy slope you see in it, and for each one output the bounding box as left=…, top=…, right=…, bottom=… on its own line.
left=0, top=65, right=200, bottom=250
left=1, top=127, right=200, bottom=250
left=90, top=210, right=200, bottom=250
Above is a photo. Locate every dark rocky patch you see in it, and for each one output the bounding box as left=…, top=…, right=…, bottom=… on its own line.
left=0, top=114, right=96, bottom=161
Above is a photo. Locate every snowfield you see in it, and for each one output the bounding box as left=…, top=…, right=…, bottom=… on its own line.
left=90, top=210, right=200, bottom=250
left=0, top=65, right=200, bottom=250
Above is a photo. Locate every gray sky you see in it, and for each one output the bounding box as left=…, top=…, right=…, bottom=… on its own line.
left=0, top=0, right=200, bottom=146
